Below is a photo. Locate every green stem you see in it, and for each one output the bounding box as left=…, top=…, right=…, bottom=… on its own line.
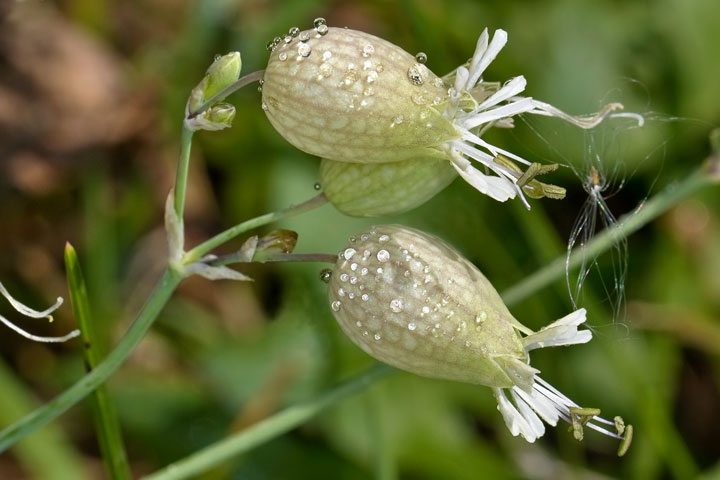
left=65, top=243, right=131, bottom=480
left=212, top=252, right=337, bottom=267
left=143, top=365, right=395, bottom=480
left=0, top=268, right=183, bottom=453
left=501, top=165, right=717, bottom=306
left=188, top=70, right=265, bottom=118
left=184, top=193, right=328, bottom=263
left=174, top=126, right=194, bottom=219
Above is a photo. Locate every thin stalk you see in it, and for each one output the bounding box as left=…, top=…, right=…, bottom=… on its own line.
left=501, top=164, right=717, bottom=306
left=212, top=252, right=337, bottom=267
left=0, top=268, right=183, bottom=453
left=173, top=127, right=194, bottom=220
left=143, top=365, right=395, bottom=480
left=188, top=70, right=266, bottom=118
left=65, top=243, right=131, bottom=480
left=184, top=193, right=328, bottom=263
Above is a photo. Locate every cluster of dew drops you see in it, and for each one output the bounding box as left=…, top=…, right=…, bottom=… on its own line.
left=321, top=231, right=491, bottom=349
left=259, top=17, right=446, bottom=122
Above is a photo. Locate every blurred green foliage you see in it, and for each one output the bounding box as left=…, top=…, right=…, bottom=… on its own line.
left=0, top=0, right=719, bottom=478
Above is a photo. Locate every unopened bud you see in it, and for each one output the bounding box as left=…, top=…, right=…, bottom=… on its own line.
left=188, top=52, right=242, bottom=114
left=185, top=103, right=236, bottom=131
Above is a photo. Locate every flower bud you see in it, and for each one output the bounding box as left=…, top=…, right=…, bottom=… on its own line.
left=319, top=156, right=456, bottom=217
left=327, top=224, right=632, bottom=448
left=185, top=103, right=236, bottom=131
left=188, top=52, right=242, bottom=114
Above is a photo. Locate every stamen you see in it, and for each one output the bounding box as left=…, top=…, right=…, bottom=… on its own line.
left=0, top=314, right=80, bottom=343
left=1, top=281, right=63, bottom=319
left=1, top=280, right=79, bottom=343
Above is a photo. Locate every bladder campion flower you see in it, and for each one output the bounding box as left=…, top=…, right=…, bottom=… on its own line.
left=262, top=20, right=639, bottom=214
left=326, top=225, right=631, bottom=452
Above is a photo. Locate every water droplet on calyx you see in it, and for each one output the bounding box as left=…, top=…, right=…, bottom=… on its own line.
left=415, top=52, right=427, bottom=64
left=407, top=64, right=424, bottom=85
left=319, top=269, right=332, bottom=283
left=390, top=299, right=404, bottom=313
left=331, top=300, right=342, bottom=311
left=377, top=250, right=390, bottom=262
left=297, top=42, right=312, bottom=57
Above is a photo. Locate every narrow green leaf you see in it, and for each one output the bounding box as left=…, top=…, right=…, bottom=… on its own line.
left=65, top=243, right=132, bottom=480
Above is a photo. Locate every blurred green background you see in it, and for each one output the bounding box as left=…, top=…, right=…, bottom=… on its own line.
left=1, top=0, right=719, bottom=478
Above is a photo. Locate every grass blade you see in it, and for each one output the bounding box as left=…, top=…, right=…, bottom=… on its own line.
left=65, top=242, right=132, bottom=480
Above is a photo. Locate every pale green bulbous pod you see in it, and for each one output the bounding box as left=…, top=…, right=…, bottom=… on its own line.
left=319, top=157, right=457, bottom=217
left=262, top=27, right=458, bottom=164
left=328, top=224, right=529, bottom=388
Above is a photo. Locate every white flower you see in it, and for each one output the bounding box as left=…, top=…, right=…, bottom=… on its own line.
left=443, top=28, right=645, bottom=208
left=0, top=280, right=79, bottom=343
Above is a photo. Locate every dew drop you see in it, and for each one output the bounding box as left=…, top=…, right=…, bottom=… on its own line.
left=317, top=64, right=333, bottom=78
left=362, top=249, right=371, bottom=258
left=415, top=52, right=427, bottom=64
left=366, top=71, right=378, bottom=83
left=362, top=294, right=369, bottom=301
left=411, top=94, right=427, bottom=105
left=322, top=50, right=332, bottom=61
left=348, top=293, right=355, bottom=299
left=350, top=263, right=358, bottom=271
left=390, top=298, right=404, bottom=313
left=319, top=269, right=332, bottom=283
left=283, top=34, right=292, bottom=44
left=407, top=64, right=424, bottom=85
left=476, top=311, right=488, bottom=324
left=278, top=52, right=288, bottom=61
left=362, top=44, right=375, bottom=57
left=376, top=267, right=383, bottom=274
left=261, top=102, right=268, bottom=111
left=299, top=31, right=310, bottom=41
left=363, top=86, right=375, bottom=97
left=376, top=63, right=384, bottom=73
left=331, top=300, right=341, bottom=311
left=456, top=320, right=467, bottom=332
left=379, top=234, right=390, bottom=242
left=313, top=17, right=327, bottom=28
left=408, top=322, right=417, bottom=331
left=361, top=267, right=368, bottom=276
left=363, top=60, right=373, bottom=70
left=377, top=250, right=390, bottom=262
left=316, top=24, right=329, bottom=35
left=343, top=248, right=356, bottom=260
left=356, top=321, right=362, bottom=327
left=289, top=27, right=300, bottom=37
left=433, top=78, right=444, bottom=88
left=266, top=40, right=275, bottom=51
left=390, top=115, right=404, bottom=128
left=374, top=333, right=382, bottom=341
left=338, top=288, right=345, bottom=297
left=349, top=276, right=358, bottom=285
left=421, top=306, right=430, bottom=314
left=314, top=182, right=322, bottom=190
left=340, top=273, right=349, bottom=282
left=297, top=42, right=312, bottom=57
left=465, top=340, right=473, bottom=348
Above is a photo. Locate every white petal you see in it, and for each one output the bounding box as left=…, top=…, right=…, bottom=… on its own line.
left=475, top=76, right=527, bottom=112
left=463, top=97, right=535, bottom=130
left=511, top=389, right=546, bottom=439
left=523, top=308, right=592, bottom=351
left=495, top=388, right=537, bottom=441
left=461, top=129, right=532, bottom=166
left=451, top=162, right=516, bottom=202
left=466, top=29, right=508, bottom=89
left=513, top=386, right=560, bottom=426
left=454, top=66, right=470, bottom=94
